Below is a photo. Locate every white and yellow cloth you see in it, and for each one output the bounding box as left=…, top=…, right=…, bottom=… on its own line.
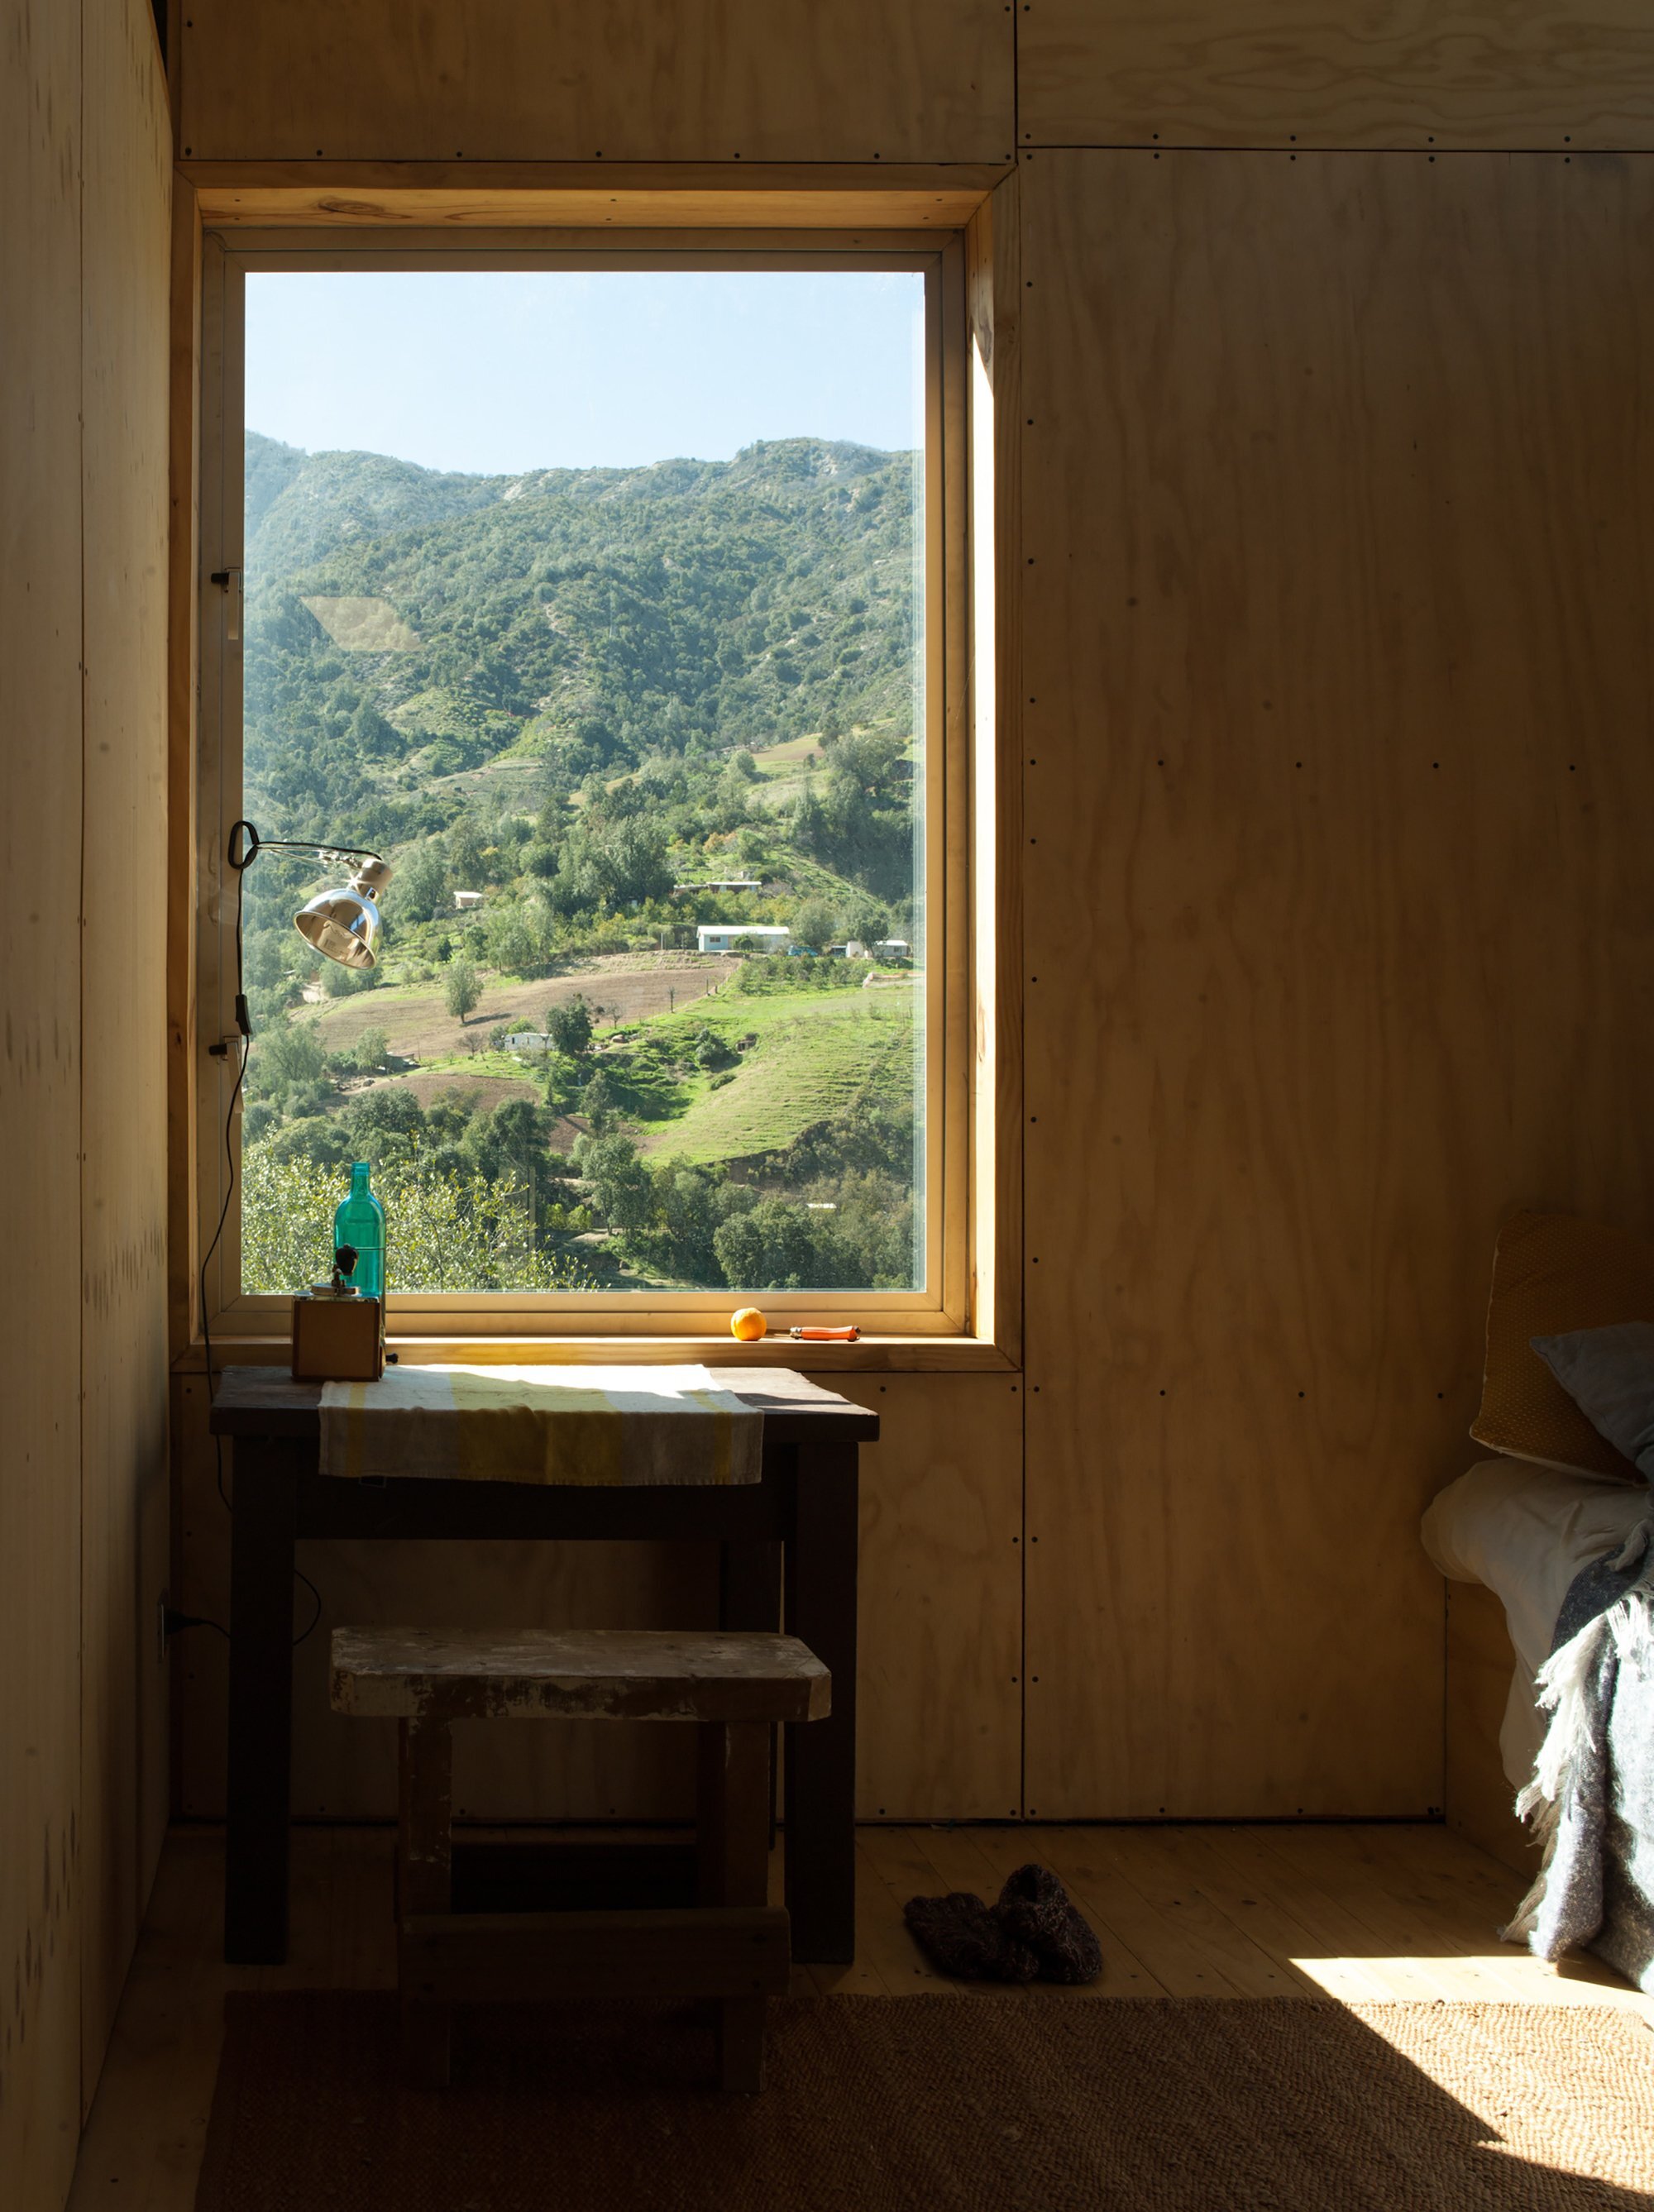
left=318, top=1364, right=762, bottom=1487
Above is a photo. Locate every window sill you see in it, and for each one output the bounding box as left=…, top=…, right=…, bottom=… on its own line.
left=172, top=1332, right=1017, bottom=1377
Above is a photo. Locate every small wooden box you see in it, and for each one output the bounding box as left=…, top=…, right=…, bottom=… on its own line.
left=291, top=1289, right=384, bottom=1382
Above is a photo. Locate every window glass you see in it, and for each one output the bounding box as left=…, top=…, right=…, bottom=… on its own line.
left=237, top=269, right=927, bottom=1297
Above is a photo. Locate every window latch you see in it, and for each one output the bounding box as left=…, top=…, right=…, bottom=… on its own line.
left=209, top=566, right=243, bottom=643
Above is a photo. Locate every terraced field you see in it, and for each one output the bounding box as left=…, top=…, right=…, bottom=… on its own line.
left=628, top=984, right=918, bottom=1167
left=301, top=952, right=723, bottom=1063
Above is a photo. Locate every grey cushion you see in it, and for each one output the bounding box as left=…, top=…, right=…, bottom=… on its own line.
left=1530, top=1322, right=1654, bottom=1481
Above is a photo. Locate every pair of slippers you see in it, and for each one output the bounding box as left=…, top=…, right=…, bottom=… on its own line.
left=904, top=1862, right=1103, bottom=1985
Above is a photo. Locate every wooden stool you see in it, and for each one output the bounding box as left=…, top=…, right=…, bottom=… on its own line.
left=330, top=1626, right=830, bottom=2091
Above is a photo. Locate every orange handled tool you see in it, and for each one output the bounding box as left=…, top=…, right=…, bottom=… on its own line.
left=787, top=1325, right=860, bottom=1341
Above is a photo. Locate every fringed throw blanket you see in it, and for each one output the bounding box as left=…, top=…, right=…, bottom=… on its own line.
left=1504, top=1515, right=1654, bottom=1991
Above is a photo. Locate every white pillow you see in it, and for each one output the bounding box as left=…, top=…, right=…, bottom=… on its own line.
left=1421, top=1460, right=1649, bottom=1783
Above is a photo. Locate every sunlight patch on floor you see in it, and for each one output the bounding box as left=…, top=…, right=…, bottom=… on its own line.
left=1291, top=1951, right=1654, bottom=2012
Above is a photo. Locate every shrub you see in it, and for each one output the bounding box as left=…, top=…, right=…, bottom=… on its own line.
left=241, top=1140, right=596, bottom=1295
left=443, top=954, right=480, bottom=1024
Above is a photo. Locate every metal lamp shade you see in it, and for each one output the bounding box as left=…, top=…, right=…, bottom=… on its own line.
left=294, top=883, right=381, bottom=969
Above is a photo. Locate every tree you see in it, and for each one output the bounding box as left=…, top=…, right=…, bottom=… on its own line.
left=445, top=812, right=488, bottom=891
left=348, top=699, right=400, bottom=759
left=320, top=956, right=375, bottom=998
left=350, top=1026, right=390, bottom=1073
left=483, top=902, right=543, bottom=977
left=581, top=1066, right=619, bottom=1129
left=382, top=836, right=447, bottom=924
left=444, top=953, right=480, bottom=1025
left=575, top=1133, right=654, bottom=1232
left=842, top=894, right=889, bottom=951
left=257, top=1017, right=327, bottom=1092
left=463, top=1096, right=543, bottom=1184
left=563, top=816, right=672, bottom=909
left=546, top=994, right=594, bottom=1056
left=713, top=1195, right=820, bottom=1290
left=791, top=896, right=837, bottom=951
left=693, top=1025, right=737, bottom=1072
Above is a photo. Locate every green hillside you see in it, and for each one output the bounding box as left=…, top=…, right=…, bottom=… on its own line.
left=242, top=429, right=920, bottom=839
left=630, top=987, right=915, bottom=1168
left=236, top=431, right=926, bottom=1297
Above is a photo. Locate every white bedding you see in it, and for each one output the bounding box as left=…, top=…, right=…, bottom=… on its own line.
left=1421, top=1460, right=1648, bottom=1784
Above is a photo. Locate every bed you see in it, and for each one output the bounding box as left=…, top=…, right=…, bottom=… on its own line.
left=1421, top=1210, right=1654, bottom=1987
left=1422, top=1459, right=1648, bottom=1789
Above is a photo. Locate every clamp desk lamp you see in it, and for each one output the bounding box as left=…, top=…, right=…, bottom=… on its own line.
left=214, top=817, right=394, bottom=1051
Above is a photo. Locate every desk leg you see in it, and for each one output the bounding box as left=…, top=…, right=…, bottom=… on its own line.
left=784, top=1443, right=858, bottom=1965
left=720, top=1534, right=782, bottom=1847
left=224, top=1440, right=299, bottom=1964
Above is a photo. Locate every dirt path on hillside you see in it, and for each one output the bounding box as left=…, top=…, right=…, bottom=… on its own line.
left=310, top=953, right=729, bottom=1063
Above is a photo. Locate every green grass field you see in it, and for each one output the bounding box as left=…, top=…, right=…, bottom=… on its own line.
left=625, top=983, right=918, bottom=1167
left=293, top=959, right=918, bottom=1178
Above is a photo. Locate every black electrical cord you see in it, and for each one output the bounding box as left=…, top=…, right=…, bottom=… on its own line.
left=227, top=819, right=385, bottom=873
left=198, top=852, right=251, bottom=1512
left=197, top=824, right=342, bottom=1650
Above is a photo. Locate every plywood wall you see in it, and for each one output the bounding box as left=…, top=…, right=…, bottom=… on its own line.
left=1019, top=146, right=1654, bottom=1818
left=79, top=0, right=174, bottom=2087
left=1, top=3, right=171, bottom=2200
left=177, top=0, right=1015, bottom=165
left=2, top=5, right=89, bottom=2197
left=165, top=3, right=1654, bottom=1850
left=1017, top=2, right=1654, bottom=151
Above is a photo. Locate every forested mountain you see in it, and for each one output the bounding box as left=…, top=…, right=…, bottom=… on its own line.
left=237, top=430, right=925, bottom=1297
left=242, top=429, right=920, bottom=847
left=246, top=432, right=511, bottom=576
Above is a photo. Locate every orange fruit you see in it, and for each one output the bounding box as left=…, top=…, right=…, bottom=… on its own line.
left=729, top=1306, right=767, bottom=1342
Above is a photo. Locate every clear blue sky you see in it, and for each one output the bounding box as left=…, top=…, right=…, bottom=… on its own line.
left=245, top=269, right=924, bottom=475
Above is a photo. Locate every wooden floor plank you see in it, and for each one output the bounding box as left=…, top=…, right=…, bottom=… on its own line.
left=68, top=1820, right=1652, bottom=2212
left=1135, top=1827, right=1398, bottom=2003
left=1077, top=1827, right=1327, bottom=1999
left=851, top=1833, right=950, bottom=1995
left=1340, top=1825, right=1647, bottom=2006
left=1250, top=1827, right=1558, bottom=2004
left=1214, top=1827, right=1468, bottom=2001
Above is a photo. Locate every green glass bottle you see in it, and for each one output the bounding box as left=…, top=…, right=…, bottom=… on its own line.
left=333, top=1159, right=385, bottom=1301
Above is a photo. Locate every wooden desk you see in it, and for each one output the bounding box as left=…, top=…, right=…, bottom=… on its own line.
left=208, top=1366, right=877, bottom=1967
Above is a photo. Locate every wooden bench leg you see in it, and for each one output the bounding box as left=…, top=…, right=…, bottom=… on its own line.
left=398, top=1717, right=453, bottom=2088
left=697, top=1720, right=772, bottom=2091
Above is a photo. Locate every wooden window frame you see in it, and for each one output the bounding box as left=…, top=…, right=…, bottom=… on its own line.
left=178, top=197, right=1019, bottom=1369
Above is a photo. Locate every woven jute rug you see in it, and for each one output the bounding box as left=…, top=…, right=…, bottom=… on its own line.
left=196, top=1993, right=1654, bottom=2210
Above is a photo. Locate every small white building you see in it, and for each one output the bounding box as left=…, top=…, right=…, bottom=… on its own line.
left=696, top=922, right=791, bottom=955
left=453, top=889, right=484, bottom=910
